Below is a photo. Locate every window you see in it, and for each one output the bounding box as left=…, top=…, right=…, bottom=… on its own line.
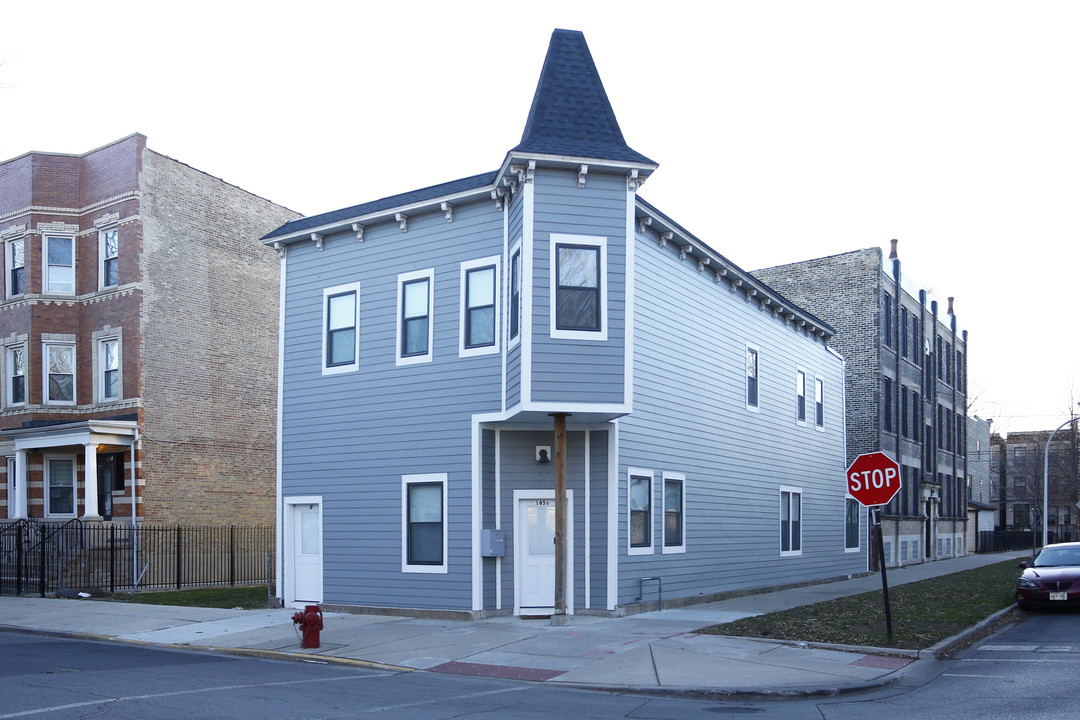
left=460, top=257, right=500, bottom=356
left=780, top=487, right=802, bottom=555
left=99, top=228, right=119, bottom=288
left=815, top=377, right=824, bottom=428
left=662, top=472, right=685, bottom=553
left=44, top=236, right=75, bottom=294
left=746, top=345, right=759, bottom=409
left=845, top=498, right=860, bottom=550
left=882, top=293, right=893, bottom=347
left=321, top=282, right=360, bottom=375
left=509, top=245, right=521, bottom=343
left=628, top=469, right=653, bottom=553
left=901, top=387, right=909, bottom=438
left=945, top=341, right=953, bottom=385
left=100, top=339, right=119, bottom=401
left=911, top=391, right=920, bottom=441
left=44, top=343, right=75, bottom=404
left=402, top=473, right=447, bottom=572
left=7, top=238, right=24, bottom=297
left=6, top=345, right=26, bottom=406
left=796, top=370, right=806, bottom=423
left=910, top=313, right=919, bottom=358
left=936, top=335, right=944, bottom=379
left=396, top=269, right=434, bottom=365
left=550, top=234, right=607, bottom=340
left=900, top=311, right=908, bottom=358
left=45, top=456, right=76, bottom=517
left=883, top=377, right=892, bottom=432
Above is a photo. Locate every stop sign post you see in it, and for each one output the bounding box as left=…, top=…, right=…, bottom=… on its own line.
left=846, top=452, right=901, bottom=642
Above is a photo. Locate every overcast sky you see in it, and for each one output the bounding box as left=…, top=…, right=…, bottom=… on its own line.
left=3, top=1, right=1077, bottom=435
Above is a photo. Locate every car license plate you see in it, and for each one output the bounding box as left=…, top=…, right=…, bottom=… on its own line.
left=1050, top=592, right=1068, bottom=601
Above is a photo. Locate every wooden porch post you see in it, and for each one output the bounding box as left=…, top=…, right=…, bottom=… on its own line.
left=552, top=413, right=568, bottom=623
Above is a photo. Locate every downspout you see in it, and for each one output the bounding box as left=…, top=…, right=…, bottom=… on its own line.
left=891, top=241, right=901, bottom=510
left=931, top=298, right=939, bottom=558
left=949, top=299, right=958, bottom=542
left=131, top=428, right=139, bottom=588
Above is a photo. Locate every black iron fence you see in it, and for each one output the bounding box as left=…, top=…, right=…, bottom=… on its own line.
left=976, top=529, right=1074, bottom=554
left=0, top=519, right=274, bottom=597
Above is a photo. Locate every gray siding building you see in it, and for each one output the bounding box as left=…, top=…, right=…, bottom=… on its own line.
left=755, top=243, right=970, bottom=568
left=265, top=30, right=865, bottom=616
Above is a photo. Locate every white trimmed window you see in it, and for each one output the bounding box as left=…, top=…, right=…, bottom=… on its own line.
left=402, top=473, right=447, bottom=573
left=43, top=342, right=76, bottom=404
left=845, top=498, right=861, bottom=551
left=98, top=337, right=120, bottom=401
left=628, top=468, right=653, bottom=555
left=459, top=256, right=500, bottom=357
left=780, top=487, right=802, bottom=556
left=396, top=269, right=434, bottom=366
left=98, top=227, right=119, bottom=289
left=508, top=241, right=522, bottom=346
left=6, top=238, right=25, bottom=297
left=322, top=282, right=361, bottom=375
left=550, top=234, right=607, bottom=341
left=44, top=235, right=75, bottom=295
left=796, top=369, right=806, bottom=423
left=45, top=455, right=76, bottom=518
left=746, top=344, right=760, bottom=411
left=662, top=472, right=686, bottom=554
left=815, top=376, right=825, bottom=429
left=5, top=343, right=27, bottom=407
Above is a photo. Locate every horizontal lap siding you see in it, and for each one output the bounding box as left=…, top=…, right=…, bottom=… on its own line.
left=530, top=169, right=625, bottom=405
left=281, top=197, right=503, bottom=611
left=617, top=231, right=862, bottom=605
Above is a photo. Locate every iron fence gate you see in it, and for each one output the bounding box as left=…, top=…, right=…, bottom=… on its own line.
left=0, top=520, right=274, bottom=597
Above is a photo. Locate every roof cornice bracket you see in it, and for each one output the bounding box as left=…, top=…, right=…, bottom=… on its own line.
left=492, top=188, right=510, bottom=210
left=352, top=223, right=365, bottom=242
left=627, top=168, right=644, bottom=191
left=310, top=233, right=324, bottom=251
left=697, top=257, right=711, bottom=273
left=659, top=231, right=673, bottom=248
left=577, top=164, right=588, bottom=188
left=679, top=245, right=692, bottom=261
left=510, top=161, right=535, bottom=186
left=637, top=217, right=652, bottom=235
left=395, top=213, right=408, bottom=232
left=731, top=279, right=743, bottom=294
left=273, top=242, right=287, bottom=259
left=441, top=202, right=454, bottom=223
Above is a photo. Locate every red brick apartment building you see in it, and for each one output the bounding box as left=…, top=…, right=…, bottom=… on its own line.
left=0, top=135, right=298, bottom=525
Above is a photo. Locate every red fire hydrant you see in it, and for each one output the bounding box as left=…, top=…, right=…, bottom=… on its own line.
left=292, top=605, right=323, bottom=649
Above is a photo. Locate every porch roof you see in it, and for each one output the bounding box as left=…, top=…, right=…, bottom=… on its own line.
left=4, top=419, right=137, bottom=452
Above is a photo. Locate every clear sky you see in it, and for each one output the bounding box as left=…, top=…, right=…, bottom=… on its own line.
left=2, top=1, right=1076, bottom=435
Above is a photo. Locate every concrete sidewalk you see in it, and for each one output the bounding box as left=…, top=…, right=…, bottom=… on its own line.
left=0, top=551, right=1027, bottom=698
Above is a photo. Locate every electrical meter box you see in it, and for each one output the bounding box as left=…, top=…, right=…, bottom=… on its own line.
left=481, top=529, right=506, bottom=557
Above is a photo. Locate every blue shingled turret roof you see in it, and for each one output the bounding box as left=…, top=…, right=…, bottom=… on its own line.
left=512, top=30, right=655, bottom=166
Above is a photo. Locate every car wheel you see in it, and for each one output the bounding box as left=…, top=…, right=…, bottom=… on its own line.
left=1017, top=600, right=1034, bottom=612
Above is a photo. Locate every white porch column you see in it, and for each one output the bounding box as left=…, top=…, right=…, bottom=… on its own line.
left=82, top=443, right=101, bottom=520
left=13, top=449, right=28, bottom=519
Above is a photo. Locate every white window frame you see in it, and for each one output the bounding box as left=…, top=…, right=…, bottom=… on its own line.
left=507, top=239, right=522, bottom=349
left=44, top=454, right=77, bottom=518
left=6, top=237, right=25, bottom=298
left=459, top=256, right=500, bottom=358
left=396, top=268, right=435, bottom=366
left=4, top=342, right=28, bottom=408
left=745, top=343, right=760, bottom=412
left=780, top=486, right=803, bottom=557
left=321, top=282, right=362, bottom=375
left=815, top=375, right=825, bottom=430
left=43, top=235, right=76, bottom=295
left=661, top=471, right=686, bottom=554
left=795, top=368, right=806, bottom=424
left=42, top=341, right=76, bottom=406
left=98, top=227, right=119, bottom=290
left=845, top=498, right=861, bottom=552
left=628, top=467, right=654, bottom=555
left=549, top=234, right=608, bottom=341
left=401, top=473, right=448, bottom=574
left=95, top=335, right=122, bottom=402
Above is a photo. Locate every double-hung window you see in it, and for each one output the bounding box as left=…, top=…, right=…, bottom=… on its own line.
left=44, top=343, right=75, bottom=404
left=509, top=244, right=521, bottom=343
left=7, top=238, right=24, bottom=297
left=460, top=257, right=499, bottom=356
left=100, top=339, right=119, bottom=401
left=99, top=228, right=119, bottom=288
left=628, top=469, right=653, bottom=554
left=321, top=282, right=361, bottom=375
left=662, top=472, right=685, bottom=553
left=796, top=370, right=806, bottom=423
left=780, top=487, right=802, bottom=556
left=815, top=377, right=824, bottom=428
left=845, top=498, right=861, bottom=550
left=44, top=236, right=75, bottom=294
left=45, top=456, right=76, bottom=517
left=550, top=234, right=606, bottom=340
left=402, top=473, right=447, bottom=573
left=6, top=345, right=26, bottom=406
left=397, top=269, right=434, bottom=365
left=746, top=345, right=759, bottom=410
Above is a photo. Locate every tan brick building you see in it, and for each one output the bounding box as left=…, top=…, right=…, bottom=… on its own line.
left=0, top=135, right=299, bottom=525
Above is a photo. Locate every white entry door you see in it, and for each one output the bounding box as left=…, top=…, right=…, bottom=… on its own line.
left=515, top=491, right=573, bottom=614
left=290, top=501, right=323, bottom=604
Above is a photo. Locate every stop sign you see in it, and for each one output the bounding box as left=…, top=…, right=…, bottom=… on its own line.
left=846, top=452, right=902, bottom=507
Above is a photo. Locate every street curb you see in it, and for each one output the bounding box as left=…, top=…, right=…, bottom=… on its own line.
left=922, top=605, right=1019, bottom=658
left=546, top=676, right=901, bottom=701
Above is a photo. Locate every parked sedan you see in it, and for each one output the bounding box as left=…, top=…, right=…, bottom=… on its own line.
left=1016, top=542, right=1080, bottom=611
